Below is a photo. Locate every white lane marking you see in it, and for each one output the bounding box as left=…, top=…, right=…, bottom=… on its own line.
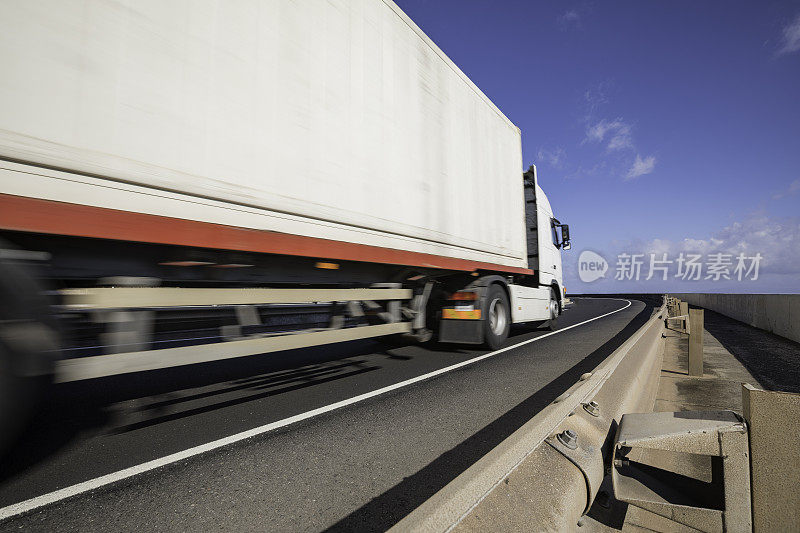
left=0, top=298, right=632, bottom=522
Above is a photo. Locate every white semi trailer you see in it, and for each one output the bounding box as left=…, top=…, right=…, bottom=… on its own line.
left=0, top=0, right=570, bottom=446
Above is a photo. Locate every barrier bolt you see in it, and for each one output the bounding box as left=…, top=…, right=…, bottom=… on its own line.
left=583, top=401, right=600, bottom=417
left=557, top=429, right=578, bottom=449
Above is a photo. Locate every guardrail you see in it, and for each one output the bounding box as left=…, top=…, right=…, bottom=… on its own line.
left=666, top=296, right=704, bottom=376
left=390, top=297, right=667, bottom=532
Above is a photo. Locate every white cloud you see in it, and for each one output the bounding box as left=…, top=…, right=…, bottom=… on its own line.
left=625, top=154, right=656, bottom=180
left=537, top=146, right=566, bottom=169
left=585, top=118, right=633, bottom=151
left=773, top=179, right=800, bottom=200
left=585, top=119, right=614, bottom=142
left=778, top=13, right=800, bottom=55
left=607, top=129, right=633, bottom=150
left=579, top=83, right=658, bottom=182
left=572, top=214, right=800, bottom=292
left=559, top=9, right=581, bottom=28
left=562, top=9, right=579, bottom=22
left=642, top=215, right=800, bottom=277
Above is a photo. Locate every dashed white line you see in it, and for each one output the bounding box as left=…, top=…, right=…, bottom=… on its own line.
left=0, top=298, right=632, bottom=522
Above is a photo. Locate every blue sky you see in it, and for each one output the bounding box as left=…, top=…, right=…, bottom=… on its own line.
left=394, top=0, right=800, bottom=293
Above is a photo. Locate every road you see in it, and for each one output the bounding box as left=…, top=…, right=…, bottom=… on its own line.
left=0, top=296, right=656, bottom=532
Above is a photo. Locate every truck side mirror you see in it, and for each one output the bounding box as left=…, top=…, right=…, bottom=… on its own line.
left=561, top=224, right=570, bottom=243
left=563, top=242, right=571, bottom=250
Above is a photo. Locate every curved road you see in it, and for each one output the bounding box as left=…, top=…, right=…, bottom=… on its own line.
left=0, top=296, right=656, bottom=532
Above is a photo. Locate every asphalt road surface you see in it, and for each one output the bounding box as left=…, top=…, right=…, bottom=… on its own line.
left=0, top=296, right=656, bottom=532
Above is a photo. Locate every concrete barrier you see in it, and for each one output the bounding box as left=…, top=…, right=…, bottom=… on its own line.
left=673, top=293, right=800, bottom=345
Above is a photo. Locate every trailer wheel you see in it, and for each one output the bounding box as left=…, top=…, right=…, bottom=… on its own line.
left=483, top=284, right=510, bottom=349
left=545, top=287, right=560, bottom=331
left=0, top=351, right=49, bottom=456
left=0, top=251, right=59, bottom=456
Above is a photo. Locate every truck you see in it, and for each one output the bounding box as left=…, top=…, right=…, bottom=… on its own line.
left=0, top=0, right=570, bottom=449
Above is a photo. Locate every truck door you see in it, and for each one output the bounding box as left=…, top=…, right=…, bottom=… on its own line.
left=537, top=207, right=558, bottom=285
left=549, top=217, right=564, bottom=288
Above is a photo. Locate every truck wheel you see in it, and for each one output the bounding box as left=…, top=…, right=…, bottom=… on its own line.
left=0, top=350, right=48, bottom=456
left=0, top=251, right=59, bottom=456
left=483, top=284, right=510, bottom=349
left=545, top=287, right=560, bottom=331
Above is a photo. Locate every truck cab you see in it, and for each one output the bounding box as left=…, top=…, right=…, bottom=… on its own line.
left=523, top=165, right=570, bottom=297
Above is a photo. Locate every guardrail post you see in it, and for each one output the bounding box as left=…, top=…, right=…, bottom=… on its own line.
left=679, top=301, right=688, bottom=319
left=742, top=384, right=800, bottom=532
left=669, top=297, right=678, bottom=316
left=688, top=308, right=704, bottom=376
left=612, top=410, right=751, bottom=532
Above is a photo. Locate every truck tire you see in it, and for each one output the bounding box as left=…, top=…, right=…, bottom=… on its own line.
left=545, top=287, right=560, bottom=331
left=0, top=351, right=48, bottom=455
left=483, top=284, right=510, bottom=350
left=0, top=251, right=59, bottom=456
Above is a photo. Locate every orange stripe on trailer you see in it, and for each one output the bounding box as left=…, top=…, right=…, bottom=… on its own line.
left=0, top=193, right=534, bottom=276
left=442, top=309, right=482, bottom=320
